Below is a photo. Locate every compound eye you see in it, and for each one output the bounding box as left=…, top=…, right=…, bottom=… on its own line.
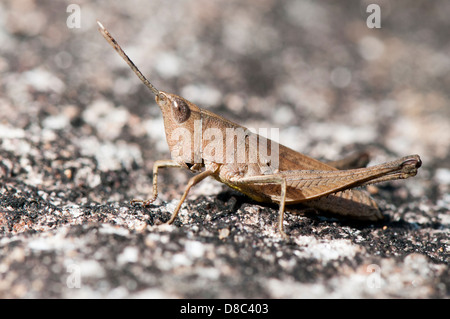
left=171, top=98, right=191, bottom=123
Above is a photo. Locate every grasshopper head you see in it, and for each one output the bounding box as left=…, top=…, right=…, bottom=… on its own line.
left=96, top=22, right=203, bottom=167
left=156, top=92, right=202, bottom=166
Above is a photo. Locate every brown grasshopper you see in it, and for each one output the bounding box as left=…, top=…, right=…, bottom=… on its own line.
left=97, top=21, right=422, bottom=238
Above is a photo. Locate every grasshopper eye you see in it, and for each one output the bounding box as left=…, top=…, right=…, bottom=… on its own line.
left=171, top=98, right=191, bottom=123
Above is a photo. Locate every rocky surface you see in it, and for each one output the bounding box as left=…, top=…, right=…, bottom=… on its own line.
left=0, top=0, right=448, bottom=298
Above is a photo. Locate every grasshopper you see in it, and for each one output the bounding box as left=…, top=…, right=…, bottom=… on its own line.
left=97, top=21, right=421, bottom=238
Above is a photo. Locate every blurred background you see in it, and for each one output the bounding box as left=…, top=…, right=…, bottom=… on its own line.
left=1, top=0, right=449, bottom=200
left=2, top=0, right=450, bottom=156
left=0, top=0, right=449, bottom=299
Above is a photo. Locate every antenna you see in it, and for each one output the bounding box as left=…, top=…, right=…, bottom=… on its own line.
left=97, top=21, right=161, bottom=98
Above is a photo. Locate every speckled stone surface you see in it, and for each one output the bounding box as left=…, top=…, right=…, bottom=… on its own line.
left=0, top=1, right=448, bottom=298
